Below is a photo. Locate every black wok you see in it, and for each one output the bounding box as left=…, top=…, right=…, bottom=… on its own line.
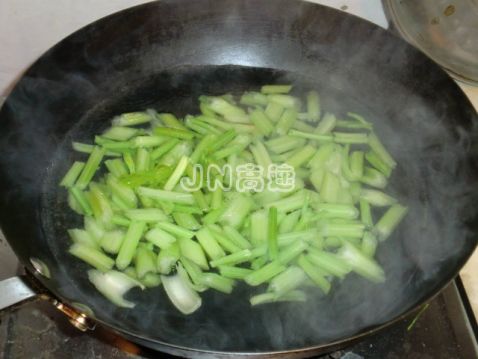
left=0, top=0, right=477, bottom=357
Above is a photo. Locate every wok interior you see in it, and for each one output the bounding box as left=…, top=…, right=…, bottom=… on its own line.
left=0, top=0, right=476, bottom=353
left=39, top=65, right=478, bottom=351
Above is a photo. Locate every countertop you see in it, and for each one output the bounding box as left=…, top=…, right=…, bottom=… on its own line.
left=0, top=0, right=477, bottom=318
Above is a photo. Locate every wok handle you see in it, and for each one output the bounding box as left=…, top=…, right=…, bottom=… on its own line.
left=0, top=276, right=37, bottom=311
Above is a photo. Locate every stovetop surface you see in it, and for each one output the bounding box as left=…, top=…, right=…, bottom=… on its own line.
left=0, top=280, right=476, bottom=359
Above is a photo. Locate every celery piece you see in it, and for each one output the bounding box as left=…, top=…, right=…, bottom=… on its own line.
left=250, top=210, right=268, bottom=246
left=320, top=222, right=365, bottom=238
left=100, top=230, right=125, bottom=254
left=219, top=194, right=253, bottom=228
left=265, top=190, right=305, bottom=213
left=68, top=229, right=98, bottom=248
left=277, top=230, right=317, bottom=247
left=223, top=225, right=252, bottom=249
left=196, top=227, right=225, bottom=260
left=154, top=127, right=194, bottom=140
left=202, top=207, right=225, bottom=225
left=125, top=208, right=168, bottom=222
left=60, top=162, right=85, bottom=187
left=361, top=167, right=388, bottom=189
left=141, top=273, right=162, bottom=288
left=334, top=132, right=369, bottom=144
left=250, top=141, right=272, bottom=170
left=113, top=112, right=151, bottom=127
left=368, top=132, right=396, bottom=169
left=150, top=139, right=180, bottom=160
left=374, top=204, right=408, bottom=241
left=107, top=175, right=137, bottom=208
left=218, top=266, right=253, bottom=279
left=365, top=151, right=392, bottom=177
left=320, top=172, right=340, bottom=203
left=115, top=221, right=146, bottom=270
left=102, top=126, right=138, bottom=141
left=161, top=269, right=201, bottom=314
left=350, top=151, right=364, bottom=179
left=131, top=136, right=164, bottom=149
left=276, top=108, right=297, bottom=135
left=269, top=266, right=306, bottom=295
left=250, top=290, right=306, bottom=306
left=145, top=228, right=176, bottom=249
left=361, top=189, right=397, bottom=207
left=112, top=215, right=130, bottom=227
left=178, top=237, right=209, bottom=270
left=306, top=251, right=351, bottom=278
left=244, top=261, right=286, bottom=286
left=360, top=199, right=373, bottom=227
left=123, top=152, right=136, bottom=174
left=164, top=156, right=189, bottom=191
left=278, top=210, right=301, bottom=234
left=157, top=113, right=188, bottom=130
left=264, top=102, right=284, bottom=123
left=208, top=97, right=249, bottom=123
left=265, top=136, right=306, bottom=155
left=278, top=240, right=308, bottom=264
left=135, top=246, right=157, bottom=279
left=286, top=145, right=317, bottom=168
left=69, top=242, right=114, bottom=272
left=69, top=187, right=93, bottom=216
left=84, top=216, right=105, bottom=242
left=155, top=222, right=195, bottom=239
left=157, top=242, right=180, bottom=274
left=180, top=257, right=208, bottom=292
left=208, top=226, right=242, bottom=253
left=288, top=130, right=333, bottom=143
left=297, top=255, right=331, bottom=294
left=314, top=113, right=337, bottom=134
left=306, top=90, right=320, bottom=122
left=240, top=91, right=269, bottom=106
left=307, top=143, right=335, bottom=169
left=173, top=212, right=201, bottom=230
left=135, top=148, right=150, bottom=173
left=268, top=207, right=279, bottom=260
left=88, top=183, right=113, bottom=226
left=250, top=109, right=274, bottom=136
left=201, top=273, right=234, bottom=294
left=362, top=231, right=378, bottom=257
left=338, top=242, right=385, bottom=283
left=316, top=203, right=359, bottom=219
left=209, top=129, right=237, bottom=152
left=261, top=85, right=292, bottom=94
left=88, top=270, right=144, bottom=308
left=137, top=186, right=195, bottom=205
left=174, top=203, right=202, bottom=215
left=76, top=146, right=105, bottom=190
left=209, top=249, right=255, bottom=268
left=268, top=94, right=299, bottom=109
left=105, top=159, right=128, bottom=178
left=190, top=134, right=217, bottom=163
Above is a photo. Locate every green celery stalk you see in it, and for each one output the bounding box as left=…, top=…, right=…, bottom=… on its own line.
left=374, top=204, right=408, bottom=241
left=268, top=207, right=279, bottom=260
left=178, top=237, right=209, bottom=270
left=261, top=84, right=292, bottom=94
left=76, top=146, right=105, bottom=190
left=69, top=242, right=114, bottom=272
left=60, top=162, right=85, bottom=187
left=297, top=255, right=331, bottom=294
left=115, top=221, right=147, bottom=270
left=201, top=273, right=234, bottom=294
left=113, top=112, right=151, bottom=126
left=244, top=261, right=286, bottom=286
